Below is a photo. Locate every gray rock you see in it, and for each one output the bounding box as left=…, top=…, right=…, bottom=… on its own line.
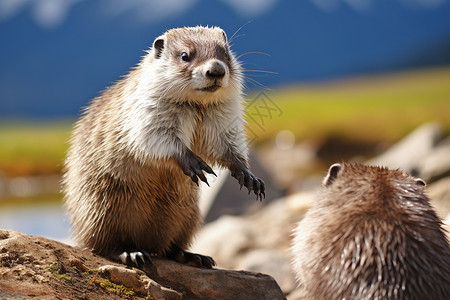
left=236, top=249, right=297, bottom=293
left=192, top=194, right=312, bottom=295
left=368, top=122, right=442, bottom=173
left=199, top=151, right=286, bottom=223
left=191, top=215, right=254, bottom=269
left=416, top=136, right=450, bottom=182
left=144, top=259, right=286, bottom=300
left=428, top=176, right=450, bottom=219
left=445, top=214, right=450, bottom=241
left=286, top=288, right=309, bottom=300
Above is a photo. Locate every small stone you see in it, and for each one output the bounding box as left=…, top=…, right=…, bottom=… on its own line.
left=69, top=258, right=89, bottom=272
left=99, top=265, right=146, bottom=294
left=0, top=230, right=10, bottom=240
left=147, top=279, right=183, bottom=300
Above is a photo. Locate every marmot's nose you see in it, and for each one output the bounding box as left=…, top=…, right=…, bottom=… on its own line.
left=206, top=61, right=225, bottom=79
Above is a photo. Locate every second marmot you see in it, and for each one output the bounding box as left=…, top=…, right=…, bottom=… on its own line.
left=292, top=163, right=450, bottom=300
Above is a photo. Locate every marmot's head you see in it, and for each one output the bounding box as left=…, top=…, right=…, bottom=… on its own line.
left=146, top=26, right=242, bottom=105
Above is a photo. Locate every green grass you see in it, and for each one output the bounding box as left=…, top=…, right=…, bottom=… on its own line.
left=0, top=121, right=73, bottom=176
left=0, top=67, right=449, bottom=177
left=245, top=67, right=450, bottom=145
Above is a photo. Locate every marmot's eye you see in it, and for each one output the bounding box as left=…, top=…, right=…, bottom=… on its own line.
left=181, top=52, right=190, bottom=62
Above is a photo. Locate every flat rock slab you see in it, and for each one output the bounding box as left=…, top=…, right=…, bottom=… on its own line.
left=0, top=229, right=285, bottom=300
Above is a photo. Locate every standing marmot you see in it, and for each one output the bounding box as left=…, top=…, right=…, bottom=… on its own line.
left=292, top=162, right=450, bottom=300
left=63, top=26, right=265, bottom=268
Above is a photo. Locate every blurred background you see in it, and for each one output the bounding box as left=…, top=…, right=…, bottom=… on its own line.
left=1, top=0, right=450, bottom=245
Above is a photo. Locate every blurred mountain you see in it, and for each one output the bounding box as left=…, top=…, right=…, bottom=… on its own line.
left=1, top=0, right=450, bottom=118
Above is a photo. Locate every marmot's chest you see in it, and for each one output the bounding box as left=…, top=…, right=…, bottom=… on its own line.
left=176, top=105, right=210, bottom=148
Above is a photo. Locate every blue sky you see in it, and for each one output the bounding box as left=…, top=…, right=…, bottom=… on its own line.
left=1, top=0, right=450, bottom=118
left=1, top=0, right=447, bottom=29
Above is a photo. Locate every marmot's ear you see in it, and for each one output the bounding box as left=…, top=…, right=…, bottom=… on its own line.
left=222, top=30, right=227, bottom=43
left=323, top=163, right=342, bottom=187
left=415, top=178, right=426, bottom=187
left=153, top=35, right=165, bottom=59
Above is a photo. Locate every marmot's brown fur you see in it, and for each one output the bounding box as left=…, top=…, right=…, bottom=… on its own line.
left=292, top=163, right=450, bottom=300
left=63, top=26, right=264, bottom=268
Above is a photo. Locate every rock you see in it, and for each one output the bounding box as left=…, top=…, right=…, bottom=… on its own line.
left=0, top=229, right=285, bottom=300
left=256, top=142, right=320, bottom=189
left=191, top=216, right=254, bottom=269
left=191, top=193, right=313, bottom=295
left=146, top=279, right=183, bottom=300
left=416, top=136, right=450, bottom=182
left=143, top=260, right=286, bottom=300
left=200, top=151, right=286, bottom=223
left=367, top=122, right=442, bottom=173
left=286, top=287, right=309, bottom=300
left=236, top=249, right=296, bottom=293
left=99, top=265, right=183, bottom=300
left=98, top=265, right=149, bottom=295
left=428, top=177, right=450, bottom=220
left=284, top=192, right=315, bottom=215
left=444, top=214, right=450, bottom=243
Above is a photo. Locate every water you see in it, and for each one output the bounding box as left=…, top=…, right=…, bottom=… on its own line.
left=0, top=202, right=72, bottom=242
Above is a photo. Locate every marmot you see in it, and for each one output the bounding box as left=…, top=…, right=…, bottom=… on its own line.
left=63, top=26, right=265, bottom=268
left=291, top=162, right=450, bottom=300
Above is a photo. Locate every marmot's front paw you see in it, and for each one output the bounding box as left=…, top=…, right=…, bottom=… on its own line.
left=232, top=170, right=265, bottom=201
left=176, top=150, right=216, bottom=186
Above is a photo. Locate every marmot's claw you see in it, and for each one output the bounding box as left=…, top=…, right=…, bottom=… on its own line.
left=245, top=174, right=253, bottom=195
left=260, top=191, right=265, bottom=201
left=231, top=169, right=265, bottom=200
left=118, top=250, right=152, bottom=267
left=195, top=167, right=209, bottom=186
left=255, top=177, right=265, bottom=201
left=130, top=252, right=145, bottom=266
left=190, top=174, right=199, bottom=186
left=253, top=178, right=261, bottom=200
left=200, top=255, right=216, bottom=269
left=199, top=161, right=215, bottom=176
left=166, top=247, right=216, bottom=269
left=249, top=176, right=265, bottom=201
left=177, top=151, right=214, bottom=187
left=236, top=171, right=245, bottom=189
